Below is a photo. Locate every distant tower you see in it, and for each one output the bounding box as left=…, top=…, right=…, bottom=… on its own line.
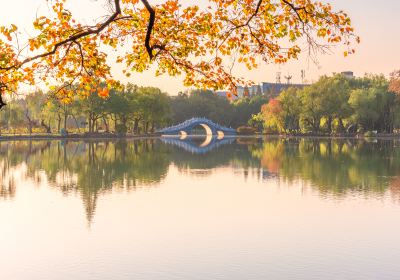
left=256, top=85, right=262, bottom=96
left=276, top=72, right=281, bottom=84
left=243, top=86, right=249, bottom=97
left=301, top=70, right=306, bottom=84
left=284, top=74, right=292, bottom=85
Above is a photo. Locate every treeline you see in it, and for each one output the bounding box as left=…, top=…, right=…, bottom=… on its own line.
left=0, top=86, right=267, bottom=134
left=260, top=74, right=400, bottom=134
left=0, top=84, right=170, bottom=135
left=4, top=72, right=399, bottom=136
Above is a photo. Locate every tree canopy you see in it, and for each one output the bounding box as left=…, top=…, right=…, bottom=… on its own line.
left=0, top=0, right=358, bottom=107
left=261, top=74, right=400, bottom=134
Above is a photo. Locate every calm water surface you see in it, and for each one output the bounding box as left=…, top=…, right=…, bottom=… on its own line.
left=1, top=137, right=400, bottom=280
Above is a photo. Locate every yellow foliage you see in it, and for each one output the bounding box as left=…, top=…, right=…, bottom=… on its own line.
left=0, top=0, right=358, bottom=98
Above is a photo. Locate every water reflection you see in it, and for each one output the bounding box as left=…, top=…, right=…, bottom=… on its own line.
left=251, top=138, right=400, bottom=197
left=1, top=138, right=400, bottom=222
left=0, top=140, right=170, bottom=223
left=160, top=135, right=235, bottom=154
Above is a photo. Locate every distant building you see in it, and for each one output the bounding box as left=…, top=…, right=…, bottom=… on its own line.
left=340, top=71, right=355, bottom=79
left=216, top=71, right=354, bottom=100
left=215, top=82, right=307, bottom=100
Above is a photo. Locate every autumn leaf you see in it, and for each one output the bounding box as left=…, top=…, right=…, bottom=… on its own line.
left=0, top=0, right=359, bottom=102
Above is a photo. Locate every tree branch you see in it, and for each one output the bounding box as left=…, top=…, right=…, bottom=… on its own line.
left=281, top=0, right=307, bottom=22
left=141, top=0, right=156, bottom=60
left=218, top=0, right=263, bottom=50
left=140, top=0, right=166, bottom=60
left=0, top=86, right=7, bottom=109
left=0, top=0, right=122, bottom=71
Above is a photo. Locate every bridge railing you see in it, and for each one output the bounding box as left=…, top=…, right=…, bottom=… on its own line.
left=159, top=117, right=236, bottom=134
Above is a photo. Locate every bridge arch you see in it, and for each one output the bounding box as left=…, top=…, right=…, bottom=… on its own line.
left=179, top=131, right=188, bottom=140
left=190, top=123, right=214, bottom=136
left=217, top=131, right=225, bottom=139
left=158, top=118, right=236, bottom=137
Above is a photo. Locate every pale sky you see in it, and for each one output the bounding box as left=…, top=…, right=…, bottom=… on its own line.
left=1, top=0, right=399, bottom=95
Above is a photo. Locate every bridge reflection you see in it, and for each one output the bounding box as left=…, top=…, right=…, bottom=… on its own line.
left=161, top=135, right=236, bottom=154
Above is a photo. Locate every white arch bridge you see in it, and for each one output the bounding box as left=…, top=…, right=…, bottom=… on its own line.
left=157, top=117, right=236, bottom=137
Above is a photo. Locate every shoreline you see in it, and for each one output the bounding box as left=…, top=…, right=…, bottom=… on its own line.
left=0, top=133, right=400, bottom=141
left=261, top=134, right=400, bottom=140
left=0, top=133, right=161, bottom=142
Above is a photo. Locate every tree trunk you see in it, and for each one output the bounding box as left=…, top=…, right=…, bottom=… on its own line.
left=103, top=116, right=109, bottom=133
left=41, top=120, right=51, bottom=133
left=71, top=114, right=81, bottom=133
left=63, top=113, right=68, bottom=131
left=88, top=115, right=92, bottom=133
left=327, top=116, right=333, bottom=134
left=114, top=118, right=118, bottom=132
left=57, top=114, right=61, bottom=133
left=133, top=119, right=140, bottom=134
left=314, top=117, right=320, bottom=133
left=24, top=112, right=33, bottom=135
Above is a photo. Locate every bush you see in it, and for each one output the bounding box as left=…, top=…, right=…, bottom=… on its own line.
left=237, top=126, right=256, bottom=135
left=364, top=131, right=377, bottom=138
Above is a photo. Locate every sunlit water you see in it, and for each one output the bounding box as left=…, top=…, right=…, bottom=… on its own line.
left=1, top=137, right=400, bottom=280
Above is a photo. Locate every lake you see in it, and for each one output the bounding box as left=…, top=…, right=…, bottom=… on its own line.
left=1, top=137, right=400, bottom=280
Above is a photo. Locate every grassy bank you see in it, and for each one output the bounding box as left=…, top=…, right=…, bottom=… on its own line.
left=259, top=133, right=400, bottom=140
left=0, top=132, right=162, bottom=141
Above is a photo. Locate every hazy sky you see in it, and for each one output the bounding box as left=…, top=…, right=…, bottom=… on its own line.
left=1, top=0, right=399, bottom=94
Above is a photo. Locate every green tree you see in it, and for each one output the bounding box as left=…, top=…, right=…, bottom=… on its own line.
left=0, top=99, right=25, bottom=133
left=137, top=87, right=170, bottom=133
left=299, top=85, right=324, bottom=133
left=106, top=87, right=132, bottom=134
left=79, top=89, right=109, bottom=133
left=231, top=95, right=270, bottom=127
left=278, top=87, right=302, bottom=133
left=317, top=75, right=352, bottom=133
left=170, top=90, right=234, bottom=127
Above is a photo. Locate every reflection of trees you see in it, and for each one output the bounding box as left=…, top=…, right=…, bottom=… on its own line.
left=389, top=177, right=400, bottom=202
left=46, top=140, right=169, bottom=223
left=3, top=138, right=400, bottom=220
left=0, top=140, right=170, bottom=224
left=0, top=159, right=17, bottom=199
left=0, top=141, right=52, bottom=200
left=252, top=138, right=400, bottom=197
left=0, top=148, right=16, bottom=199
